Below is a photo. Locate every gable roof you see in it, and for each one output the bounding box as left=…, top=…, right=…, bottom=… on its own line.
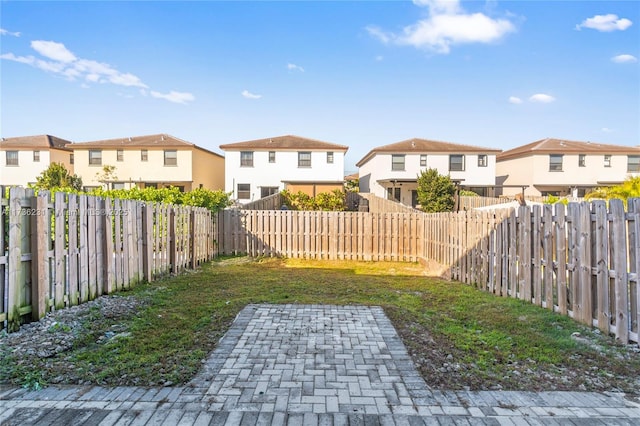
left=0, top=134, right=73, bottom=151
left=356, top=138, right=500, bottom=167
left=498, top=138, right=640, bottom=162
left=219, top=135, right=348, bottom=151
left=70, top=133, right=223, bottom=157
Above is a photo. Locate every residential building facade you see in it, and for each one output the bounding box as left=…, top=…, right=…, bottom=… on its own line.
left=496, top=138, right=640, bottom=197
left=219, top=135, right=348, bottom=203
left=70, top=134, right=224, bottom=191
left=0, top=135, right=74, bottom=187
left=357, top=138, right=500, bottom=208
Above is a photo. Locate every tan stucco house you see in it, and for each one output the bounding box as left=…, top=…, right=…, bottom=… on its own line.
left=0, top=135, right=74, bottom=187
left=70, top=134, right=224, bottom=191
left=497, top=138, right=640, bottom=197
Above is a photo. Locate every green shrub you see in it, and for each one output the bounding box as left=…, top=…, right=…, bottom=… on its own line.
left=280, top=189, right=347, bottom=211
left=416, top=168, right=456, bottom=213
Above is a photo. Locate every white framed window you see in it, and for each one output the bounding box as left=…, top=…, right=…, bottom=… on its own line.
left=33, top=150, right=40, bottom=162
left=477, top=154, right=488, bottom=167
left=241, top=151, right=254, bottom=167
left=298, top=151, right=311, bottom=167
left=449, top=155, right=465, bottom=171
left=549, top=154, right=563, bottom=171
left=269, top=151, right=275, bottom=163
left=391, top=154, right=405, bottom=171
left=117, top=149, right=124, bottom=162
left=420, top=155, right=427, bottom=167
left=327, top=152, right=334, bottom=164
left=89, top=150, right=102, bottom=166
left=579, top=154, right=586, bottom=167
left=164, top=150, right=177, bottom=166
left=604, top=155, right=611, bottom=167
left=237, top=183, right=251, bottom=199
left=628, top=156, right=640, bottom=172
left=141, top=149, right=148, bottom=161
left=5, top=151, right=18, bottom=166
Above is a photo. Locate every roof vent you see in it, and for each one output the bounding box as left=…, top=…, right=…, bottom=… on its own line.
left=161, top=135, right=165, bottom=141
left=411, top=141, right=416, bottom=148
left=128, top=137, right=132, bottom=142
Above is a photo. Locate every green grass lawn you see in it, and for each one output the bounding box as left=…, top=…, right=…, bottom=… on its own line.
left=2, top=256, right=639, bottom=392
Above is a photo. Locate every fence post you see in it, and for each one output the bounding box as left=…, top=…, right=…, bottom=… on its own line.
left=142, top=203, right=153, bottom=281
left=169, top=207, right=177, bottom=273
left=190, top=207, right=197, bottom=269
left=30, top=190, right=50, bottom=321
left=7, top=187, right=24, bottom=331
left=610, top=199, right=629, bottom=343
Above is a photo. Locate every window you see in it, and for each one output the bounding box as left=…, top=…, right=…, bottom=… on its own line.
left=298, top=151, right=311, bottom=167
left=327, top=152, right=334, bottom=164
left=89, top=150, right=102, bottom=166
left=449, top=155, right=465, bottom=171
left=164, top=150, right=177, bottom=166
left=420, top=155, right=427, bottom=167
left=579, top=154, right=586, bottom=167
left=391, top=154, right=405, bottom=171
left=387, top=187, right=401, bottom=202
left=261, top=187, right=279, bottom=198
left=112, top=182, right=125, bottom=190
left=240, top=151, right=254, bottom=167
left=141, top=149, right=148, bottom=162
left=33, top=151, right=40, bottom=162
left=117, top=149, right=123, bottom=162
left=269, top=151, right=275, bottom=163
left=604, top=155, right=611, bottom=167
left=237, top=183, right=251, bottom=199
left=70, top=154, right=74, bottom=165
left=549, top=154, right=563, bottom=171
left=628, top=156, right=640, bottom=172
left=5, top=151, right=18, bottom=166
left=477, top=154, right=488, bottom=167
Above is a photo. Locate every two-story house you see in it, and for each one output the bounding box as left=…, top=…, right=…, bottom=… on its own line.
left=0, top=135, right=74, bottom=187
left=70, top=134, right=225, bottom=191
left=219, top=135, right=348, bottom=202
left=357, top=138, right=500, bottom=208
left=496, top=138, right=640, bottom=197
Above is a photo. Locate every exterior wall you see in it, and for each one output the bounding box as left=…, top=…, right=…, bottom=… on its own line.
left=285, top=183, right=344, bottom=196
left=192, top=149, right=225, bottom=190
left=359, top=152, right=497, bottom=203
left=0, top=148, right=73, bottom=187
left=73, top=148, right=193, bottom=188
left=224, top=150, right=345, bottom=201
left=498, top=153, right=640, bottom=196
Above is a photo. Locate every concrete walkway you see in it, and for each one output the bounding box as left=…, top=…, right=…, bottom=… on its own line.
left=1, top=304, right=639, bottom=425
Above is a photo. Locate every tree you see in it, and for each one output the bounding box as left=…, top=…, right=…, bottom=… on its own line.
left=416, top=168, right=456, bottom=213
left=31, top=162, right=83, bottom=191
left=95, top=165, right=118, bottom=188
left=585, top=176, right=640, bottom=205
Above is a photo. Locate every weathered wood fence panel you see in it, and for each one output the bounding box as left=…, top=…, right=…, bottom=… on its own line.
left=1, top=187, right=215, bottom=332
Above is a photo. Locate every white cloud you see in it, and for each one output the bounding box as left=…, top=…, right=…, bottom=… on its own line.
left=241, top=90, right=262, bottom=99
left=1, top=38, right=192, bottom=103
left=576, top=14, right=632, bottom=32
left=0, top=28, right=21, bottom=37
left=31, top=40, right=77, bottom=62
left=611, top=54, right=638, bottom=64
left=529, top=93, right=556, bottom=103
left=508, top=96, right=523, bottom=104
left=368, top=0, right=515, bottom=54
left=150, top=90, right=195, bottom=104
left=287, top=63, right=305, bottom=72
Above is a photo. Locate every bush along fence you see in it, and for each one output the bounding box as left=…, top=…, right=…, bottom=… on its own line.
left=214, top=200, right=639, bottom=346
left=1, top=186, right=215, bottom=332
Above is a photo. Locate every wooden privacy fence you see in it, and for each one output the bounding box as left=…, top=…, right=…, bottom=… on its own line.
left=1, top=187, right=215, bottom=332
left=215, top=201, right=639, bottom=345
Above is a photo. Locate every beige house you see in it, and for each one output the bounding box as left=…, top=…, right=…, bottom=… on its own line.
left=497, top=138, right=640, bottom=197
left=70, top=134, right=224, bottom=191
left=0, top=135, right=74, bottom=187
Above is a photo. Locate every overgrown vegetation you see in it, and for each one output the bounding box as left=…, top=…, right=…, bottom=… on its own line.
left=1, top=257, right=638, bottom=393
left=416, top=168, right=456, bottom=212
left=280, top=189, right=347, bottom=211
left=586, top=176, right=640, bottom=204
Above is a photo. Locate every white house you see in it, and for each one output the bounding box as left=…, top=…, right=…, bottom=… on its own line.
left=219, top=135, right=348, bottom=203
left=357, top=138, right=500, bottom=208
left=497, top=138, right=640, bottom=197
left=0, top=135, right=74, bottom=187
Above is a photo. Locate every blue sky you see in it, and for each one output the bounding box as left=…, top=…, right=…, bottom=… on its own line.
left=1, top=0, right=638, bottom=172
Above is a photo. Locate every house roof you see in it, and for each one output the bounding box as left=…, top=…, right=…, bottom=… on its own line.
left=219, top=135, right=348, bottom=151
left=498, top=138, right=640, bottom=162
left=356, top=138, right=501, bottom=167
left=0, top=134, right=73, bottom=151
left=70, top=133, right=223, bottom=157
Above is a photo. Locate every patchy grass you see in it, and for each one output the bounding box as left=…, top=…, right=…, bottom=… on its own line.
left=1, top=256, right=639, bottom=392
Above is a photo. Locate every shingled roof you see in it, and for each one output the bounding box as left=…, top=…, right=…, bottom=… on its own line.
left=70, top=134, right=222, bottom=157
left=356, top=138, right=500, bottom=167
left=498, top=138, right=640, bottom=162
left=219, top=135, right=348, bottom=151
left=0, top=135, right=73, bottom=151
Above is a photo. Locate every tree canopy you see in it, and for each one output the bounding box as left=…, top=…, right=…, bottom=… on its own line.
left=416, top=168, right=456, bottom=213
left=30, top=162, right=83, bottom=191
